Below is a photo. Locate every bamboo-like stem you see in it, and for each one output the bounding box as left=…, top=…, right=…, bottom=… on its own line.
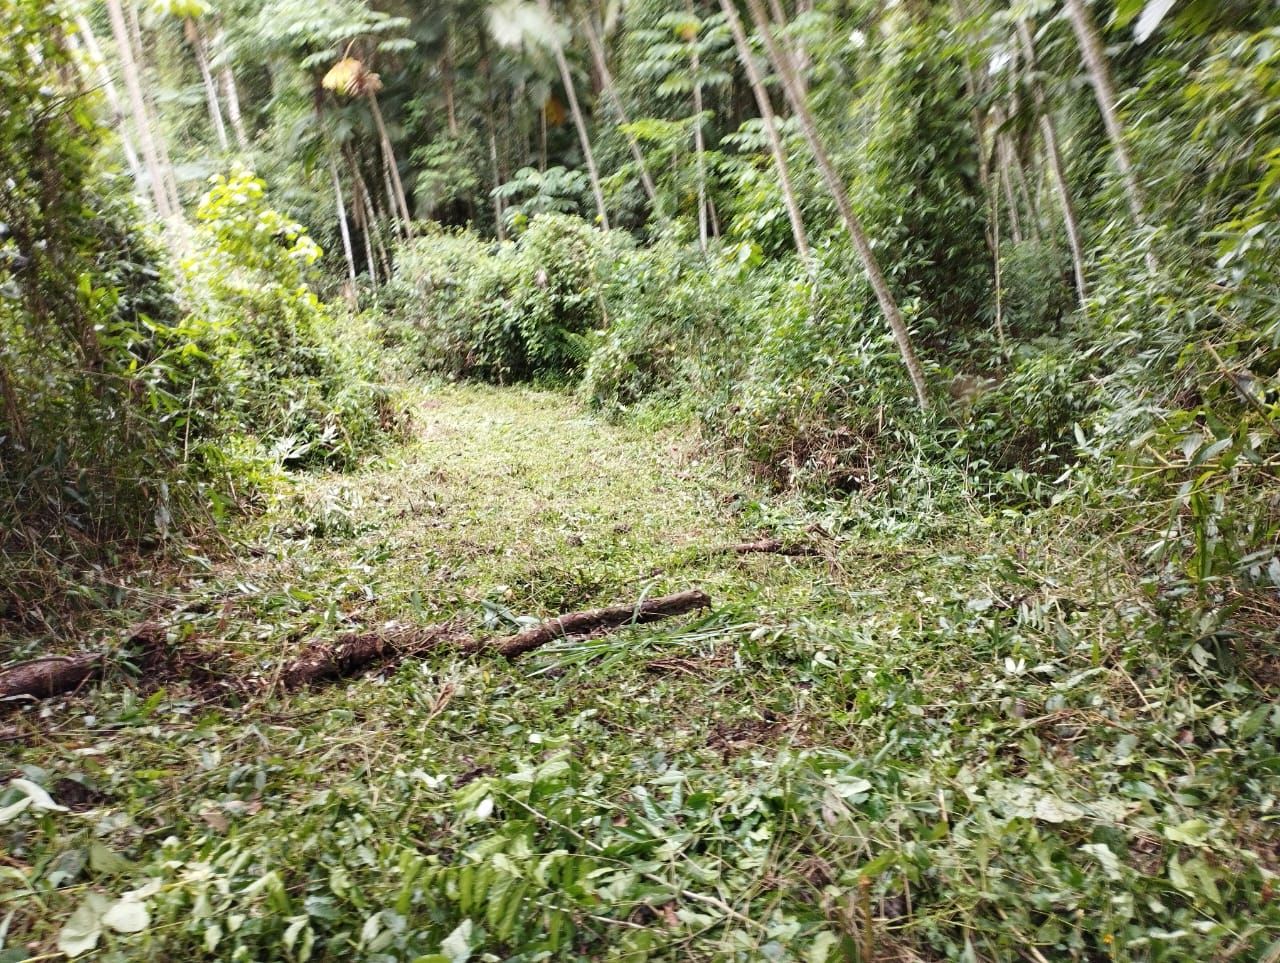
left=744, top=0, right=931, bottom=409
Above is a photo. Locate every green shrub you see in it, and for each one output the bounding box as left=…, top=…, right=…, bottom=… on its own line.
left=180, top=169, right=392, bottom=469
left=383, top=213, right=608, bottom=382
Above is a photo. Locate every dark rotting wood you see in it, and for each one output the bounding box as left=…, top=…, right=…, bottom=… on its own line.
left=0, top=653, right=103, bottom=704
left=494, top=589, right=712, bottom=659
left=280, top=622, right=465, bottom=689
left=0, top=621, right=166, bottom=707
left=729, top=538, right=818, bottom=556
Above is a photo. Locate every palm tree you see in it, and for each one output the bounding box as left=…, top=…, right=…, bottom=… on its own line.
left=322, top=56, right=414, bottom=236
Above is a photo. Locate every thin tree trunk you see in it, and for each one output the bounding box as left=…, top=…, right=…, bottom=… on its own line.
left=328, top=151, right=358, bottom=293
left=215, top=33, right=250, bottom=150
left=766, top=0, right=806, bottom=98
left=538, top=0, right=609, bottom=230
left=991, top=109, right=1024, bottom=244
left=1017, top=18, right=1088, bottom=305
left=185, top=18, right=228, bottom=151
left=70, top=18, right=144, bottom=185
left=745, top=0, right=931, bottom=409
left=442, top=34, right=459, bottom=138
left=582, top=15, right=659, bottom=206
left=719, top=0, right=813, bottom=274
left=347, top=152, right=381, bottom=288
left=349, top=149, right=391, bottom=284
left=126, top=1, right=181, bottom=217
left=104, top=0, right=171, bottom=218
left=367, top=91, right=413, bottom=236
left=1062, top=0, right=1155, bottom=270
left=688, top=1, right=709, bottom=252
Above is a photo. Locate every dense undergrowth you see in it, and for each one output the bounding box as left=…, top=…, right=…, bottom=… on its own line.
left=4, top=0, right=1280, bottom=960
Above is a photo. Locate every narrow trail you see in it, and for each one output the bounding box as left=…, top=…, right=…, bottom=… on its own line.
left=9, top=382, right=1156, bottom=961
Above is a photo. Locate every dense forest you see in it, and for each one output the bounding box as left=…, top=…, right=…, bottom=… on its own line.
left=3, top=0, right=1279, bottom=959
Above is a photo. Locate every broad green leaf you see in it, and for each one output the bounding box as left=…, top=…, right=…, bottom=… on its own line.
left=102, top=899, right=149, bottom=934
left=57, top=893, right=109, bottom=958
left=440, top=919, right=474, bottom=963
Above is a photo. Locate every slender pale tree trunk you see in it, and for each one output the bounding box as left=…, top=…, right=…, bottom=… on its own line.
left=328, top=151, right=358, bottom=293
left=104, top=0, right=171, bottom=218
left=1017, top=18, right=1088, bottom=305
left=348, top=148, right=391, bottom=283
left=687, top=1, right=709, bottom=252
left=692, top=66, right=709, bottom=251
left=125, top=1, right=182, bottom=216
left=347, top=151, right=382, bottom=287
left=366, top=90, right=413, bottom=236
left=766, top=0, right=806, bottom=99
left=214, top=32, right=250, bottom=150
left=537, top=0, right=610, bottom=229
left=442, top=33, right=459, bottom=137
left=745, top=0, right=930, bottom=409
left=70, top=18, right=145, bottom=185
left=1062, top=0, right=1156, bottom=270
left=719, top=0, right=813, bottom=274
left=185, top=18, right=228, bottom=150
left=583, top=15, right=659, bottom=206
left=991, top=107, right=1024, bottom=244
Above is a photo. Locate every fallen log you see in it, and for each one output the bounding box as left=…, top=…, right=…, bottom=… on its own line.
left=728, top=538, right=818, bottom=557
left=0, top=622, right=166, bottom=708
left=495, top=589, right=712, bottom=659
left=280, top=622, right=465, bottom=690
left=0, top=653, right=103, bottom=704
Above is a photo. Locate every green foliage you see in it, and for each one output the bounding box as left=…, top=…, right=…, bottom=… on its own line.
left=1, top=1, right=192, bottom=558
left=179, top=169, right=390, bottom=468
left=494, top=166, right=590, bottom=231
left=384, top=214, right=607, bottom=382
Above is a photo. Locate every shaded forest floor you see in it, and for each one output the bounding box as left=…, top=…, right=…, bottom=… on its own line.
left=6, top=384, right=1278, bottom=961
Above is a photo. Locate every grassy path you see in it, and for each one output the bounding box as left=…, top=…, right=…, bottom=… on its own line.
left=7, top=384, right=1277, bottom=961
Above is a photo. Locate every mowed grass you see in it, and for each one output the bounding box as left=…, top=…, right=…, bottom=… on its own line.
left=4, top=384, right=1278, bottom=962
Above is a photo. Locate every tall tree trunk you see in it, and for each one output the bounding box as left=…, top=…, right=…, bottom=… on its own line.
left=347, top=152, right=381, bottom=287
left=582, top=15, right=659, bottom=206
left=185, top=18, right=228, bottom=151
left=129, top=2, right=182, bottom=217
left=366, top=91, right=413, bottom=236
left=479, top=31, right=507, bottom=241
left=537, top=0, right=610, bottom=230
left=348, top=148, right=391, bottom=284
left=745, top=0, right=931, bottom=409
left=442, top=33, right=459, bottom=138
left=991, top=107, right=1024, bottom=244
left=1062, top=0, right=1155, bottom=270
left=719, top=0, right=813, bottom=274
left=688, top=0, right=709, bottom=252
left=766, top=0, right=806, bottom=99
left=1017, top=18, right=1088, bottom=305
left=70, top=17, right=145, bottom=185
left=215, top=32, right=250, bottom=150
left=692, top=65, right=709, bottom=251
left=104, top=0, right=172, bottom=218
left=328, top=151, right=358, bottom=294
